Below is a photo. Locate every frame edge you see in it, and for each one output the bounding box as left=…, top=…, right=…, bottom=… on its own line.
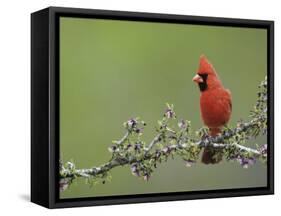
left=31, top=8, right=51, bottom=208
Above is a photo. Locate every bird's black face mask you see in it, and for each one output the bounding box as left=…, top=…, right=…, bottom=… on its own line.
left=198, top=74, right=208, bottom=92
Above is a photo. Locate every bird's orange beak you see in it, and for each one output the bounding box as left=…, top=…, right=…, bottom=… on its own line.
left=192, top=74, right=203, bottom=83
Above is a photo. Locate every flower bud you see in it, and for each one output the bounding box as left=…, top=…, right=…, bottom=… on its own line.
left=143, top=173, right=150, bottom=181
left=165, top=108, right=175, bottom=119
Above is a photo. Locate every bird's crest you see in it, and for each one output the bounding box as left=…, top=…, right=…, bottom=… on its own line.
left=198, top=55, right=218, bottom=77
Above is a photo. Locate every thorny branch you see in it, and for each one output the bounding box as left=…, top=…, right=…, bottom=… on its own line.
left=60, top=76, right=268, bottom=191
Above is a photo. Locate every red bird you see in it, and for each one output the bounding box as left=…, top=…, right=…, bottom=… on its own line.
left=192, top=55, right=232, bottom=164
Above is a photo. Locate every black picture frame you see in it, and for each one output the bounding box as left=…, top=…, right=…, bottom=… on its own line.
left=31, top=6, right=274, bottom=208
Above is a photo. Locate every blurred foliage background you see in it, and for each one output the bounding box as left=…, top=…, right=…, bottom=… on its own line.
left=60, top=17, right=267, bottom=199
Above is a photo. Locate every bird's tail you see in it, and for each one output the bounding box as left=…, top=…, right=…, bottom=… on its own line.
left=201, top=128, right=223, bottom=164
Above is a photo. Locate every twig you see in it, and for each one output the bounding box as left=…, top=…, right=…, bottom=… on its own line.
left=144, top=134, right=161, bottom=155
left=60, top=76, right=268, bottom=191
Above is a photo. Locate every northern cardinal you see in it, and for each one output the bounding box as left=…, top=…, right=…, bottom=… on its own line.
left=192, top=55, right=232, bottom=164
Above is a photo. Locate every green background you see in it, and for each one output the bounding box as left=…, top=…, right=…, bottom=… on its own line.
left=60, top=17, right=267, bottom=199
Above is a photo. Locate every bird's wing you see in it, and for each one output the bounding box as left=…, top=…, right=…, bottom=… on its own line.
left=225, top=89, right=232, bottom=111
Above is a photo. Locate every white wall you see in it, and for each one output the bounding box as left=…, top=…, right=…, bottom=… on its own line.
left=0, top=0, right=279, bottom=215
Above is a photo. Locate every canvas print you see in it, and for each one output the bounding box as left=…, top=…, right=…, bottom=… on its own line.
left=59, top=17, right=268, bottom=199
